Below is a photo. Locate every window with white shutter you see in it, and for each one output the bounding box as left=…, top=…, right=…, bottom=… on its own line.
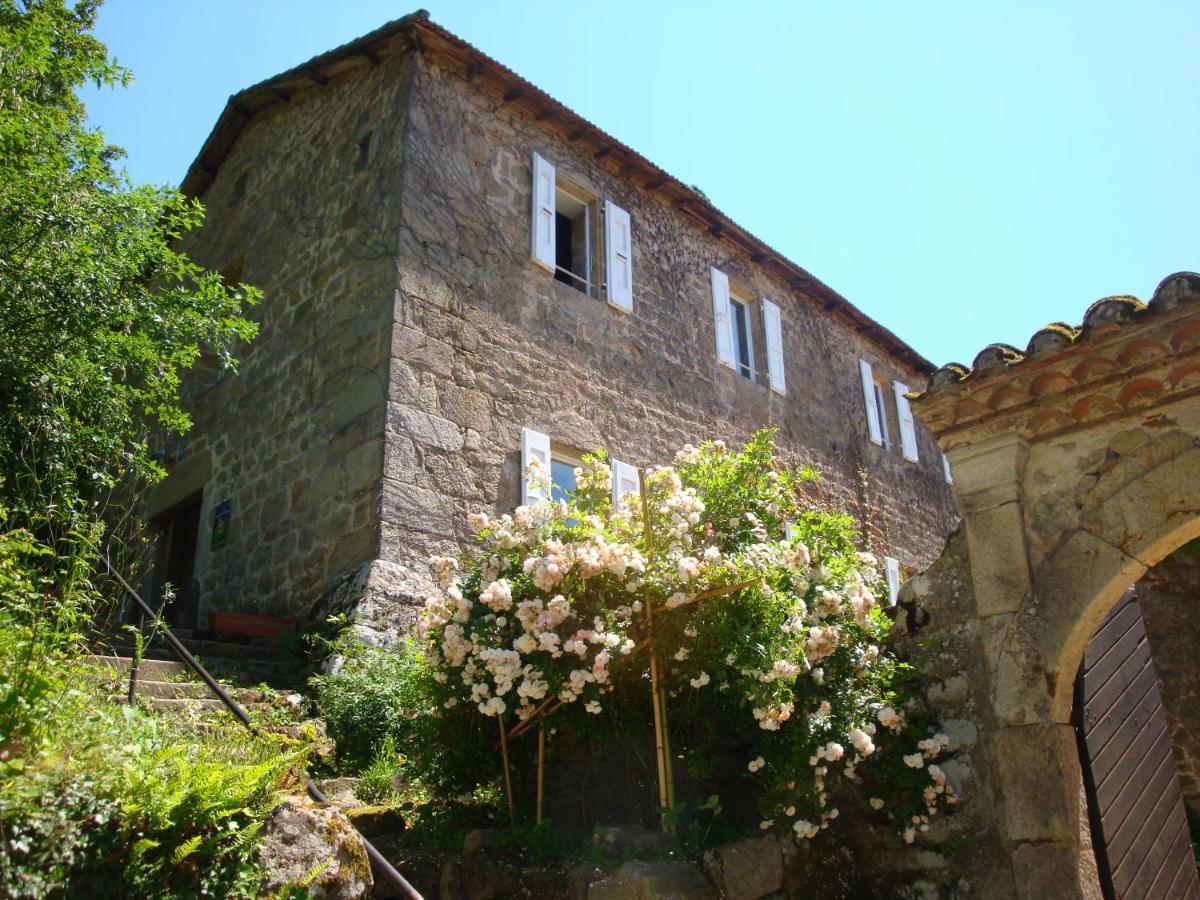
left=884, top=556, right=901, bottom=606
left=942, top=452, right=953, bottom=484
left=859, top=360, right=884, bottom=446
left=520, top=427, right=551, bottom=506
left=611, top=459, right=640, bottom=507
left=761, top=298, right=786, bottom=395
left=604, top=201, right=632, bottom=313
left=893, top=381, right=919, bottom=462
left=711, top=268, right=735, bottom=370
left=531, top=153, right=556, bottom=272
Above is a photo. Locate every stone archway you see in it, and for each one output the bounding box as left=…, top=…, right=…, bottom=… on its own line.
left=906, top=273, right=1200, bottom=899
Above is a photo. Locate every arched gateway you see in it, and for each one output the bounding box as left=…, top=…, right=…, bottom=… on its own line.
left=905, top=273, right=1200, bottom=898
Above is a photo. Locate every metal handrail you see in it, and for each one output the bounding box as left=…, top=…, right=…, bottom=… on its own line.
left=102, top=553, right=422, bottom=900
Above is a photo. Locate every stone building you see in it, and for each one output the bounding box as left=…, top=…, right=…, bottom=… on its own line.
left=143, top=10, right=957, bottom=636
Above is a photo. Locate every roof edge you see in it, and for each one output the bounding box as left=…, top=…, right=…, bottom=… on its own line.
left=178, top=9, right=934, bottom=374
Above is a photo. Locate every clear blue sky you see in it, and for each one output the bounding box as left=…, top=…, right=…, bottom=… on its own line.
left=83, top=1, right=1198, bottom=367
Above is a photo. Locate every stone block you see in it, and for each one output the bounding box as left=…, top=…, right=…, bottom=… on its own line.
left=947, top=434, right=1027, bottom=513
left=701, top=833, right=782, bottom=900
left=382, top=478, right=455, bottom=537
left=330, top=371, right=385, bottom=428
left=994, top=724, right=1082, bottom=843
left=344, top=804, right=404, bottom=837
left=963, top=501, right=1032, bottom=618
left=587, top=860, right=712, bottom=900
left=387, top=403, right=463, bottom=451
left=591, top=824, right=675, bottom=859
left=1011, top=841, right=1103, bottom=900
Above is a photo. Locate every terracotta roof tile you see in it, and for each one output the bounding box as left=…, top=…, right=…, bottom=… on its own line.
left=916, top=272, right=1200, bottom=400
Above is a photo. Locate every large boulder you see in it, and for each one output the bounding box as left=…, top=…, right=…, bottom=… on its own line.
left=256, top=796, right=373, bottom=898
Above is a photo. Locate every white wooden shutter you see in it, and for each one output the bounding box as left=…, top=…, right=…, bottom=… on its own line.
left=611, top=459, right=640, bottom=507
left=711, top=268, right=735, bottom=369
left=531, top=152, right=556, bottom=271
left=893, top=381, right=919, bottom=462
left=605, top=201, right=633, bottom=313
left=761, top=298, right=786, bottom=395
left=859, top=360, right=883, bottom=445
left=884, top=556, right=901, bottom=606
left=942, top=452, right=953, bottom=484
left=521, top=427, right=551, bottom=505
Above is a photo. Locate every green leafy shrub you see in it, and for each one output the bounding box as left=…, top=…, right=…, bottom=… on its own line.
left=357, top=735, right=402, bottom=806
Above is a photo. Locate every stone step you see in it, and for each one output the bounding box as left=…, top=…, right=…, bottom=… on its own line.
left=139, top=695, right=293, bottom=714
left=88, top=654, right=190, bottom=681
left=121, top=679, right=273, bottom=702
left=106, top=637, right=284, bottom=663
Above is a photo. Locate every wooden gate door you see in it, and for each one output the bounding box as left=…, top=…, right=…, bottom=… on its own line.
left=1075, top=590, right=1199, bottom=899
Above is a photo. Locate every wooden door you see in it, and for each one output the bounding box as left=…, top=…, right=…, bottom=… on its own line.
left=1075, top=591, right=1199, bottom=899
left=153, top=495, right=203, bottom=630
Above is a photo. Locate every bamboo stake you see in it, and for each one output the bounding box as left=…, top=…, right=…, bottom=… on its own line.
left=497, top=714, right=514, bottom=823
left=639, top=468, right=673, bottom=832
left=536, top=723, right=546, bottom=825
left=658, top=682, right=676, bottom=812
left=647, top=642, right=671, bottom=830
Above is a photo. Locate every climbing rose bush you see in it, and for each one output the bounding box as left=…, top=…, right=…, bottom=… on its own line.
left=414, top=430, right=956, bottom=841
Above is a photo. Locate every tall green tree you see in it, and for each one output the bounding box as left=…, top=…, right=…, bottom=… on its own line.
left=0, top=0, right=259, bottom=539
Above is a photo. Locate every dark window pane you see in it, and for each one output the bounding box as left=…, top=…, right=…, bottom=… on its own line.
left=554, top=212, right=574, bottom=286
left=732, top=302, right=753, bottom=379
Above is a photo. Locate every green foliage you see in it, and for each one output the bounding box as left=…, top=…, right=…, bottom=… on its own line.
left=357, top=735, right=402, bottom=806
left=0, top=0, right=260, bottom=535
left=0, top=519, right=300, bottom=897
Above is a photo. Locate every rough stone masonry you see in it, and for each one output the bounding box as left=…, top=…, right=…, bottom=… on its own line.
left=147, top=12, right=958, bottom=641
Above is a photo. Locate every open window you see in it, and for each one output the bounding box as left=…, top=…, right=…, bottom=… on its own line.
left=554, top=182, right=593, bottom=295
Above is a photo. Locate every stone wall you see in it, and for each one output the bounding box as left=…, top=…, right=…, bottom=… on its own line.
left=151, top=37, right=960, bottom=629
left=145, top=49, right=416, bottom=621
left=381, top=52, right=959, bottom=588
left=1136, top=544, right=1200, bottom=812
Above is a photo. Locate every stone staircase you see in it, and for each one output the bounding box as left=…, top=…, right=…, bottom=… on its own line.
left=88, top=634, right=307, bottom=722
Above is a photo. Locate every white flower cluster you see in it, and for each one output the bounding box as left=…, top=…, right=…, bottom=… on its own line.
left=877, top=706, right=905, bottom=731
left=751, top=701, right=794, bottom=731
left=419, top=522, right=638, bottom=719
left=647, top=467, right=705, bottom=542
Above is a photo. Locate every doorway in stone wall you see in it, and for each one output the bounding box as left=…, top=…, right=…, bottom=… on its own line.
left=151, top=493, right=203, bottom=631
left=1074, top=587, right=1199, bottom=899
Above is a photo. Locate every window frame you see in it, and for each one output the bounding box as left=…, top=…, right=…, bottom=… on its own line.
left=728, top=293, right=756, bottom=383
left=552, top=180, right=594, bottom=296
left=549, top=446, right=585, bottom=504
left=871, top=379, right=892, bottom=452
